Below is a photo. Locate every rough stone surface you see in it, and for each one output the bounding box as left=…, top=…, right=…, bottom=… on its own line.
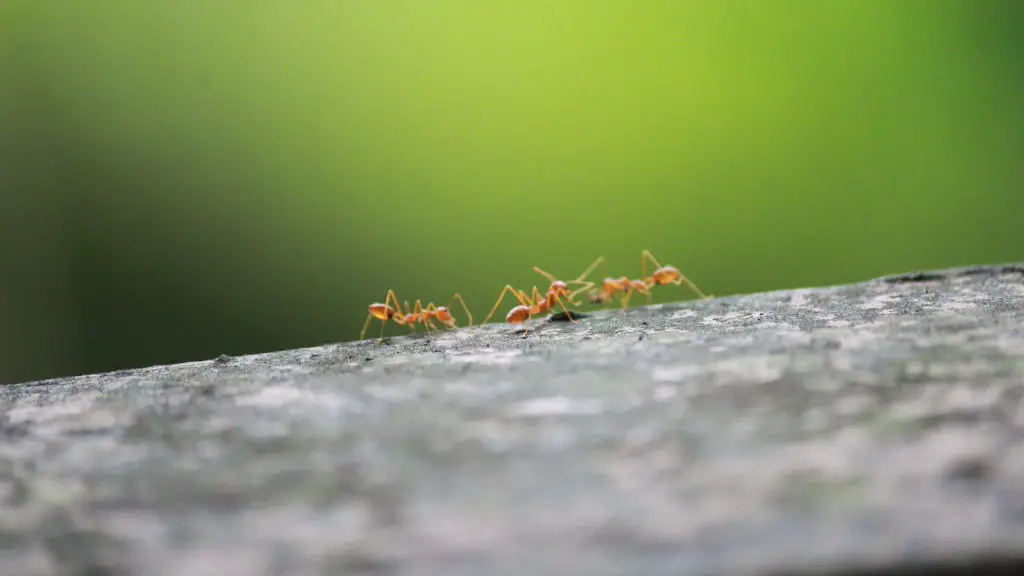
left=3, top=263, right=1024, bottom=576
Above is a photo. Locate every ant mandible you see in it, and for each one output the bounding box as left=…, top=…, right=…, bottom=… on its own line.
left=360, top=290, right=472, bottom=341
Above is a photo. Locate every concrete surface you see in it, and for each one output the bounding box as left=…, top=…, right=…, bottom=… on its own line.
left=2, top=263, right=1024, bottom=576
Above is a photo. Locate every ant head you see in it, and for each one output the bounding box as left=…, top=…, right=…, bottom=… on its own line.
left=550, top=280, right=569, bottom=295
left=368, top=303, right=395, bottom=321
left=435, top=306, right=455, bottom=325
left=652, top=265, right=681, bottom=285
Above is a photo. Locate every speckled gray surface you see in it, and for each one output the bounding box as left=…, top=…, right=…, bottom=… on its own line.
left=3, top=264, right=1024, bottom=576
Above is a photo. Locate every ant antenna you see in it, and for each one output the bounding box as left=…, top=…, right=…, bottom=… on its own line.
left=574, top=255, right=606, bottom=285
left=447, top=292, right=473, bottom=327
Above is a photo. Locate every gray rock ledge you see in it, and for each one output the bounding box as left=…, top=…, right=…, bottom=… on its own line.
left=3, top=263, right=1024, bottom=576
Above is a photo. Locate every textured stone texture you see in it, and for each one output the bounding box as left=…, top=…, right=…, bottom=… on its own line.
left=2, top=263, right=1024, bottom=576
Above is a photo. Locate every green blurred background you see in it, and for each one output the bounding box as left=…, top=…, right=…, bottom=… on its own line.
left=1, top=1, right=1022, bottom=384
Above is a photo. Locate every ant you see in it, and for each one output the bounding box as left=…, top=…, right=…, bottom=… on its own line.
left=586, top=272, right=652, bottom=310
left=586, top=250, right=711, bottom=310
left=360, top=290, right=472, bottom=341
left=481, top=259, right=602, bottom=330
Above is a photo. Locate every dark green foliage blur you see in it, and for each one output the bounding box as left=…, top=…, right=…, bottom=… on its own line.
left=2, top=1, right=1022, bottom=384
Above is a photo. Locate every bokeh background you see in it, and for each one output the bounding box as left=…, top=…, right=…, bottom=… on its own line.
left=1, top=0, right=1022, bottom=384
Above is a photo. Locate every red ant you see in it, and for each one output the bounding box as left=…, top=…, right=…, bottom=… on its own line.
left=481, top=260, right=601, bottom=331
left=586, top=250, right=711, bottom=310
left=360, top=290, right=472, bottom=341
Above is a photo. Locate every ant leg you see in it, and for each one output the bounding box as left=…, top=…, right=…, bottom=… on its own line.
left=369, top=289, right=404, bottom=340
left=522, top=287, right=537, bottom=304
left=386, top=298, right=408, bottom=339
left=511, top=288, right=535, bottom=322
left=378, top=295, right=403, bottom=340
left=483, top=285, right=531, bottom=325
left=642, top=286, right=654, bottom=306
left=360, top=311, right=377, bottom=340
left=410, top=300, right=424, bottom=317
left=673, top=274, right=711, bottom=299
left=567, top=256, right=605, bottom=305
left=641, top=250, right=663, bottom=284
left=620, top=289, right=635, bottom=312
left=383, top=290, right=402, bottom=313
left=577, top=256, right=598, bottom=280
left=532, top=266, right=558, bottom=285
left=523, top=286, right=543, bottom=317
left=530, top=285, right=544, bottom=301
left=409, top=299, right=421, bottom=331
left=381, top=290, right=405, bottom=339
left=483, top=285, right=511, bottom=325
left=574, top=256, right=605, bottom=285
left=554, top=295, right=581, bottom=323
left=424, top=313, right=443, bottom=333
left=423, top=307, right=444, bottom=334
left=422, top=304, right=440, bottom=336
left=568, top=281, right=595, bottom=303
left=448, top=292, right=473, bottom=327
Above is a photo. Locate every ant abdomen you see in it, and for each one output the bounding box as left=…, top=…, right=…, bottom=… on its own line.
left=505, top=305, right=531, bottom=323
left=368, top=303, right=395, bottom=321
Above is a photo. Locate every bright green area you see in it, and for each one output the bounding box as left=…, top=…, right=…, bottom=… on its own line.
left=2, top=1, right=1022, bottom=383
